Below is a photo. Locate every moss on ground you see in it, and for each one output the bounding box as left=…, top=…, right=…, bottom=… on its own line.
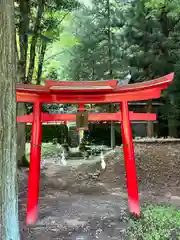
left=126, top=205, right=180, bottom=240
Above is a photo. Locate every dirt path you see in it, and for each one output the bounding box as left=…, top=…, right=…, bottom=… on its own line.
left=17, top=142, right=180, bottom=239
left=20, top=192, right=128, bottom=239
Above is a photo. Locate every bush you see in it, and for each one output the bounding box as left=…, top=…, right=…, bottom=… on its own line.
left=26, top=124, right=68, bottom=143
left=26, top=122, right=124, bottom=146
left=88, top=123, right=122, bottom=146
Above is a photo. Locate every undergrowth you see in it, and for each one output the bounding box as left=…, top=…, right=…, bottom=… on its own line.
left=126, top=205, right=180, bottom=240
left=25, top=142, right=61, bottom=160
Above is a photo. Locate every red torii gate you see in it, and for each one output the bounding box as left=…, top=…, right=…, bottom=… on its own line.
left=16, top=73, right=174, bottom=224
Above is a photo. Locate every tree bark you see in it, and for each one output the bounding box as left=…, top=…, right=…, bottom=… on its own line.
left=17, top=103, right=29, bottom=167
left=159, top=7, right=178, bottom=137
left=107, top=0, right=113, bottom=78
left=18, top=0, right=30, bottom=83
left=106, top=0, right=115, bottom=149
left=166, top=95, right=178, bottom=137
left=146, top=100, right=154, bottom=137
left=27, top=0, right=45, bottom=83
left=0, top=0, right=20, bottom=239
left=37, top=39, right=47, bottom=85
left=110, top=104, right=115, bottom=149
left=16, top=0, right=30, bottom=167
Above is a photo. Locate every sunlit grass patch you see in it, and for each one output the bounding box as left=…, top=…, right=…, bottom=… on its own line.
left=126, top=205, right=180, bottom=240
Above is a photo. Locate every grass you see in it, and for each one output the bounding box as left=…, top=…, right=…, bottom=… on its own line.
left=126, top=205, right=180, bottom=240
left=25, top=142, right=61, bottom=160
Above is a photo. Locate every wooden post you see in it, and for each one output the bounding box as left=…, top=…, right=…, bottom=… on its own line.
left=78, top=103, right=85, bottom=142
left=147, top=100, right=154, bottom=137
left=26, top=101, right=42, bottom=224
left=120, top=101, right=140, bottom=216
left=110, top=104, right=115, bottom=149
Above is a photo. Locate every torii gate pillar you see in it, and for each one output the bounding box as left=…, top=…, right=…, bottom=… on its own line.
left=26, top=101, right=42, bottom=224
left=121, top=101, right=140, bottom=215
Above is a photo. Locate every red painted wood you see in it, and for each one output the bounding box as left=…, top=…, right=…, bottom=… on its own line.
left=16, top=73, right=174, bottom=103
left=16, top=83, right=49, bottom=93
left=50, top=86, right=115, bottom=93
left=120, top=101, right=140, bottom=216
left=16, top=88, right=161, bottom=103
left=16, top=73, right=174, bottom=224
left=17, top=114, right=33, bottom=123
left=78, top=103, right=85, bottom=111
left=16, top=112, right=156, bottom=123
left=26, top=102, right=42, bottom=225
left=115, top=73, right=174, bottom=92
left=44, top=79, right=118, bottom=87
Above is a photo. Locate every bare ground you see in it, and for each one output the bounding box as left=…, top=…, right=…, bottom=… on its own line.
left=18, top=142, right=180, bottom=239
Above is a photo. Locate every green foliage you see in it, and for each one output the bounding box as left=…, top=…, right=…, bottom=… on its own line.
left=16, top=0, right=180, bottom=136
left=26, top=124, right=68, bottom=143
left=36, top=7, right=79, bottom=82
left=42, top=13, right=79, bottom=79
left=88, top=123, right=122, bottom=146
left=62, top=0, right=128, bottom=80
left=25, top=142, right=62, bottom=159
left=126, top=205, right=180, bottom=240
left=56, top=0, right=180, bottom=81
left=15, top=0, right=80, bottom=84
left=48, top=0, right=180, bottom=136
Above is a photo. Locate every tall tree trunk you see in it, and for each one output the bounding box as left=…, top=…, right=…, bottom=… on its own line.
left=107, top=0, right=115, bottom=149
left=27, top=0, right=45, bottom=83
left=16, top=0, right=30, bottom=167
left=110, top=104, right=115, bottom=148
left=0, top=0, right=20, bottom=239
left=92, top=58, right=95, bottom=80
left=107, top=0, right=113, bottom=78
left=146, top=100, right=154, bottom=137
left=37, top=39, right=47, bottom=85
left=159, top=8, right=177, bottom=137
left=17, top=103, right=29, bottom=167
left=167, top=95, right=178, bottom=137
left=18, top=0, right=30, bottom=83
